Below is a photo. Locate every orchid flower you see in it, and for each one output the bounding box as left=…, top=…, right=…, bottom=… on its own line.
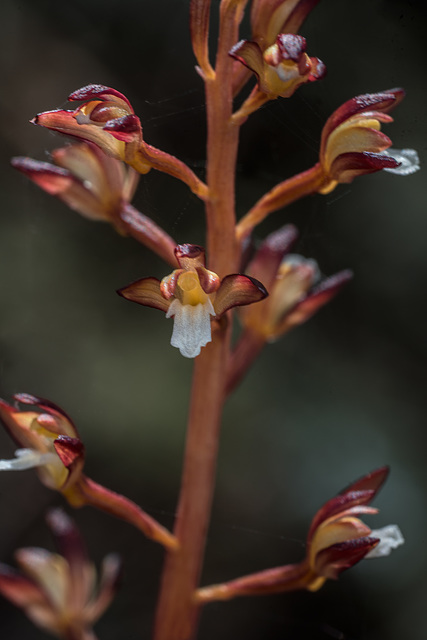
left=118, top=243, right=268, bottom=358
left=0, top=394, right=177, bottom=549
left=196, top=467, right=404, bottom=602
left=0, top=508, right=121, bottom=640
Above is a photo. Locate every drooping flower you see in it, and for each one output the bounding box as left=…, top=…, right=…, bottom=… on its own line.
left=11, top=143, right=177, bottom=265
left=318, top=88, right=419, bottom=194
left=0, top=508, right=121, bottom=639
left=239, top=225, right=352, bottom=341
left=32, top=84, right=149, bottom=173
left=0, top=394, right=177, bottom=549
left=196, top=467, right=404, bottom=602
left=32, top=84, right=208, bottom=198
left=118, top=244, right=268, bottom=358
left=12, top=142, right=139, bottom=228
left=230, top=33, right=325, bottom=99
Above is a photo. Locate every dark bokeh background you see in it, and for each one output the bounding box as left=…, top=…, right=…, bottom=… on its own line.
left=0, top=0, right=426, bottom=638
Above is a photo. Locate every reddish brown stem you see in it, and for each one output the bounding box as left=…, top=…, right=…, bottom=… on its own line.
left=152, top=3, right=247, bottom=639
left=226, top=328, right=266, bottom=395
left=117, top=203, right=178, bottom=267
left=152, top=320, right=231, bottom=640
left=68, top=475, right=178, bottom=550
left=236, top=163, right=325, bottom=242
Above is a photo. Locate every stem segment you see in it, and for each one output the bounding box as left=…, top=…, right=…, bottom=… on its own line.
left=152, top=3, right=247, bottom=639
left=152, top=321, right=230, bottom=640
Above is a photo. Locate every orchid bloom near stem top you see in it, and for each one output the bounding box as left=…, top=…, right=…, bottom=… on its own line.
left=32, top=84, right=208, bottom=198
left=196, top=467, right=404, bottom=603
left=118, top=244, right=268, bottom=358
left=239, top=225, right=352, bottom=341
left=0, top=394, right=177, bottom=550
left=0, top=508, right=121, bottom=640
left=318, top=88, right=420, bottom=194
left=230, top=33, right=325, bottom=100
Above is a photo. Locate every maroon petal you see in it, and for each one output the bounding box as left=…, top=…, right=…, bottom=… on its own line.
left=315, top=536, right=379, bottom=579
left=0, top=564, right=46, bottom=607
left=339, top=466, right=390, bottom=497
left=278, top=269, right=353, bottom=332
left=68, top=84, right=133, bottom=111
left=330, top=151, right=400, bottom=181
left=53, top=436, right=85, bottom=488
left=307, top=490, right=376, bottom=544
left=247, top=225, right=299, bottom=290
left=32, top=109, right=125, bottom=159
left=103, top=114, right=142, bottom=143
left=11, top=157, right=73, bottom=192
left=117, top=277, right=170, bottom=312
left=214, top=274, right=268, bottom=317
left=322, top=89, right=405, bottom=143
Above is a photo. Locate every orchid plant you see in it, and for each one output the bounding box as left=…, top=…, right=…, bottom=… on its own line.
left=0, top=0, right=418, bottom=639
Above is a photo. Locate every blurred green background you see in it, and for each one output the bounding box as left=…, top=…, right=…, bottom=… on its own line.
left=0, top=0, right=426, bottom=638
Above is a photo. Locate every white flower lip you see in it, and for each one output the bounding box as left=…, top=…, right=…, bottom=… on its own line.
left=0, top=448, right=59, bottom=471
left=166, top=298, right=216, bottom=358
left=383, top=148, right=420, bottom=176
left=365, top=524, right=405, bottom=559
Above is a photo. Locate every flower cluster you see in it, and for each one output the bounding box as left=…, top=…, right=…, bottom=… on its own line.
left=0, top=509, right=121, bottom=639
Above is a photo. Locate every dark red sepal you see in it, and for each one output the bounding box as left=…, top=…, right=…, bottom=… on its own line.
left=323, top=89, right=405, bottom=142
left=247, top=225, right=298, bottom=290
left=103, top=115, right=141, bottom=142
left=214, top=274, right=268, bottom=316
left=340, top=465, right=390, bottom=496
left=315, top=536, right=379, bottom=579
left=68, top=84, right=132, bottom=109
left=53, top=436, right=85, bottom=470
left=307, top=490, right=375, bottom=543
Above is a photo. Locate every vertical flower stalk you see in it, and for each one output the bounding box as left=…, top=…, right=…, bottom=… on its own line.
left=152, top=2, right=248, bottom=639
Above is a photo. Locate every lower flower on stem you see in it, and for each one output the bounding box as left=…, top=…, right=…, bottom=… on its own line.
left=195, top=466, right=403, bottom=602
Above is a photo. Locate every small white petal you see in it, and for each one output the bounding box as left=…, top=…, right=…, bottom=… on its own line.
left=365, top=524, right=405, bottom=559
left=0, top=448, right=58, bottom=471
left=166, top=298, right=215, bottom=358
left=383, top=148, right=420, bottom=175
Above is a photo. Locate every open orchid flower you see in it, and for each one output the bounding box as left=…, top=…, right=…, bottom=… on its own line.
left=12, top=142, right=139, bottom=229
left=118, top=244, right=268, bottom=358
left=240, top=225, right=352, bottom=341
left=0, top=508, right=121, bottom=639
left=230, top=34, right=325, bottom=99
left=32, top=84, right=149, bottom=173
left=32, top=84, right=208, bottom=198
left=0, top=394, right=177, bottom=549
left=196, top=467, right=404, bottom=602
left=318, top=88, right=419, bottom=194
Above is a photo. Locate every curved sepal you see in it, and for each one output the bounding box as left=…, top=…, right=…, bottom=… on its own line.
left=214, top=274, right=268, bottom=317
left=117, top=277, right=170, bottom=312
left=314, top=537, right=379, bottom=581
